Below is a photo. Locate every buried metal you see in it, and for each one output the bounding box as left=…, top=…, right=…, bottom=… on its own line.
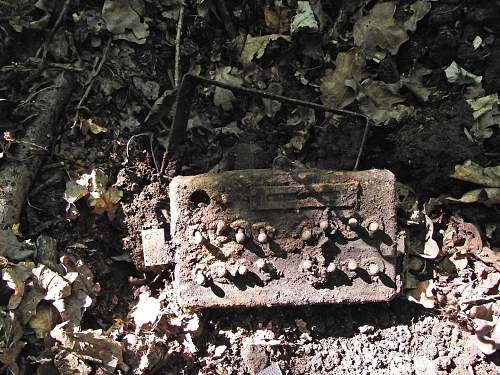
left=144, top=168, right=404, bottom=309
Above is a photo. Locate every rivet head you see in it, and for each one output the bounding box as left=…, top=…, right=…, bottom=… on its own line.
left=302, top=259, right=313, bottom=270
left=235, top=228, right=246, bottom=244
left=368, top=263, right=380, bottom=276
left=319, top=220, right=329, bottom=230
left=347, top=259, right=358, bottom=271
left=195, top=273, right=207, bottom=286
left=368, top=221, right=379, bottom=233
left=257, top=230, right=268, bottom=244
left=348, top=217, right=358, bottom=229
left=238, top=265, right=248, bottom=275
left=255, top=259, right=266, bottom=270
left=301, top=228, right=312, bottom=241
left=194, top=231, right=204, bottom=245
left=327, top=263, right=337, bottom=273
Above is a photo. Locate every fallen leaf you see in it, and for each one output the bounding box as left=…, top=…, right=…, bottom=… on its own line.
left=54, top=351, right=92, bottom=375
left=241, top=34, right=291, bottom=64
left=422, top=215, right=440, bottom=259
left=473, top=316, right=500, bottom=355
left=51, top=323, right=123, bottom=373
left=16, top=286, right=45, bottom=324
left=401, top=67, right=433, bottom=102
left=214, top=67, right=243, bottom=111
left=467, top=94, right=499, bottom=119
left=320, top=49, right=365, bottom=109
left=80, top=118, right=107, bottom=135
left=473, top=36, right=483, bottom=50
left=406, top=280, right=436, bottom=308
left=291, top=1, right=319, bottom=34
left=131, top=291, right=162, bottom=332
left=471, top=106, right=500, bottom=140
left=29, top=304, right=56, bottom=338
left=0, top=229, right=35, bottom=261
left=445, top=61, right=482, bottom=85
left=102, top=0, right=149, bottom=44
left=402, top=1, right=432, bottom=32
left=2, top=262, right=35, bottom=309
left=451, top=160, right=500, bottom=187
left=264, top=6, right=289, bottom=34
left=357, top=79, right=412, bottom=125
left=32, top=265, right=72, bottom=301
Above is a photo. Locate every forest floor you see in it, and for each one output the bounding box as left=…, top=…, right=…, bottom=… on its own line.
left=0, top=0, right=499, bottom=374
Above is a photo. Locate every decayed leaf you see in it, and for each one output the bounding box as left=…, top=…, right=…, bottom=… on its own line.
left=0, top=229, right=35, bottom=261
left=2, top=262, right=35, bottom=310
left=445, top=61, right=482, bottom=85
left=401, top=67, right=433, bottom=102
left=471, top=106, right=500, bottom=140
left=290, top=1, right=318, bottom=34
left=0, top=310, right=25, bottom=368
left=32, top=265, right=72, bottom=301
left=54, top=351, right=92, bottom=375
left=357, top=79, right=412, bottom=125
left=473, top=316, right=500, bottom=355
left=320, top=49, right=365, bottom=109
left=51, top=323, right=124, bottom=373
left=29, top=304, right=56, bottom=338
left=16, top=286, right=45, bottom=324
left=422, top=216, right=440, bottom=259
left=102, top=0, right=149, bottom=44
left=451, top=160, right=500, bottom=187
left=447, top=188, right=500, bottom=206
left=264, top=6, right=289, bottom=34
left=241, top=34, right=291, bottom=64
left=353, top=1, right=430, bottom=60
left=79, top=118, right=107, bottom=135
left=214, top=67, right=243, bottom=111
left=406, top=280, right=436, bottom=308
left=467, top=94, right=499, bottom=120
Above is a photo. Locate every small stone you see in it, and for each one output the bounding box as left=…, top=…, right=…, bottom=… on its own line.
left=216, top=221, right=226, bottom=235
left=235, top=228, right=246, bottom=244
left=238, top=265, right=248, bottom=275
left=302, top=259, right=313, bottom=270
left=348, top=217, right=358, bottom=228
left=301, top=228, right=312, bottom=241
left=319, top=220, right=329, bottom=230
left=347, top=259, right=358, bottom=271
left=358, top=324, right=375, bottom=334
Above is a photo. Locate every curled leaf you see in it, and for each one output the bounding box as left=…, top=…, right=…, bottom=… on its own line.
left=241, top=34, right=291, bottom=64
left=451, top=160, right=500, bottom=187
left=102, top=0, right=149, bottom=44
left=291, top=1, right=319, bottom=34
left=406, top=280, right=436, bottom=308
left=445, top=61, right=482, bottom=85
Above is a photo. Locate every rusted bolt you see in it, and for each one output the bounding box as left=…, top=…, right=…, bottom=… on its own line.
left=348, top=217, right=358, bottom=229
left=319, top=220, right=330, bottom=231
left=238, top=265, right=248, bottom=275
left=257, top=229, right=268, bottom=244
left=216, top=221, right=226, bottom=236
left=302, top=259, right=313, bottom=270
left=368, top=263, right=380, bottom=276
left=194, top=231, right=204, bottom=245
left=327, top=263, right=337, bottom=273
left=195, top=273, right=208, bottom=286
left=255, top=259, right=266, bottom=270
left=235, top=228, right=246, bottom=244
left=301, top=228, right=312, bottom=241
left=347, top=259, right=358, bottom=271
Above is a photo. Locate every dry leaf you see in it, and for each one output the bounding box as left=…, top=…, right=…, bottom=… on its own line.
left=2, top=262, right=35, bottom=309
left=32, top=265, right=72, bottom=301
left=29, top=304, right=56, bottom=338
left=213, top=67, right=243, bottom=111
left=291, top=1, right=318, bottom=34
left=445, top=61, right=482, bottom=85
left=447, top=188, right=500, bottom=206
left=80, top=118, right=107, bottom=135
left=450, top=160, right=500, bottom=187
left=241, top=34, right=291, bottom=64
left=320, top=49, right=365, bottom=109
left=473, top=316, right=500, bottom=355
left=131, top=291, right=162, bottom=332
left=264, top=6, right=289, bottom=34
left=406, top=280, right=436, bottom=308
left=0, top=229, right=35, bottom=261
left=102, top=0, right=149, bottom=44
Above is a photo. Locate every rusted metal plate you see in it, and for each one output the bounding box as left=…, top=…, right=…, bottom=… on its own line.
left=151, top=168, right=402, bottom=309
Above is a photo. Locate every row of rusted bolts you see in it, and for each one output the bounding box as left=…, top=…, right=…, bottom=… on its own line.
left=191, top=215, right=383, bottom=287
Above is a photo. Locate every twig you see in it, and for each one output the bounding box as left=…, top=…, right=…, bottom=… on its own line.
left=72, top=37, right=112, bottom=126
left=174, top=4, right=185, bottom=87
left=23, top=0, right=70, bottom=86
left=353, top=118, right=370, bottom=171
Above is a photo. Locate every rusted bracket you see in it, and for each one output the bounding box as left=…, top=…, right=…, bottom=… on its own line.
left=166, top=74, right=370, bottom=170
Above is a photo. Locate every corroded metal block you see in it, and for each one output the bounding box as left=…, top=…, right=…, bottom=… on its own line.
left=160, top=169, right=403, bottom=309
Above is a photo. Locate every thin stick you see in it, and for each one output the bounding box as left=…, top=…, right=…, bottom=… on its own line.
left=72, top=38, right=112, bottom=126
left=174, top=4, right=185, bottom=87
left=353, top=119, right=370, bottom=171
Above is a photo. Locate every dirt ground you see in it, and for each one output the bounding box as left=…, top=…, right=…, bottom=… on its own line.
left=1, top=0, right=500, bottom=374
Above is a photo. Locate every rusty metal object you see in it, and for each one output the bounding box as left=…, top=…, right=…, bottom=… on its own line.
left=146, top=168, right=404, bottom=309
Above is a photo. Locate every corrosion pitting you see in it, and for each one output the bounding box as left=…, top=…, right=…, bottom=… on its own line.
left=145, top=168, right=404, bottom=309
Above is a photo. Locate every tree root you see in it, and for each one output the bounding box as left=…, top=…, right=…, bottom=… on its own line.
left=0, top=72, right=74, bottom=227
